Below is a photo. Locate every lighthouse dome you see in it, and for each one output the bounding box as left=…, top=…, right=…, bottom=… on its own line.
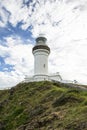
left=32, top=36, right=50, bottom=53
left=36, top=36, right=47, bottom=45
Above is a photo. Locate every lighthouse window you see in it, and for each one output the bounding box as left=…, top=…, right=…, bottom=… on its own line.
left=44, top=64, right=45, bottom=68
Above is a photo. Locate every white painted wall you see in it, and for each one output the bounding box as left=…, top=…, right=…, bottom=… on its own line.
left=33, top=49, right=50, bottom=76
left=49, top=74, right=62, bottom=81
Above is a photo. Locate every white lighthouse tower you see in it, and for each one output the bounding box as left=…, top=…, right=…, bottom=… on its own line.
left=32, top=35, right=50, bottom=81
left=24, top=35, right=62, bottom=82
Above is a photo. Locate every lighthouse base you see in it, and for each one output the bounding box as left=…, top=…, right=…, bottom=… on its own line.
left=24, top=73, right=62, bottom=83
left=33, top=75, right=49, bottom=81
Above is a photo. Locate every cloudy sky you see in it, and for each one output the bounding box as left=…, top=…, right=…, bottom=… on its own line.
left=0, top=0, right=87, bottom=89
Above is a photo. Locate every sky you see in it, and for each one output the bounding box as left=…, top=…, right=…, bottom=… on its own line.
left=0, top=0, right=87, bottom=89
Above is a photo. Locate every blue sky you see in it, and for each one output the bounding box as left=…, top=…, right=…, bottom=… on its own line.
left=0, top=0, right=87, bottom=89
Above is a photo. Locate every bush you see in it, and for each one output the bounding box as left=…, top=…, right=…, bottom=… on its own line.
left=53, top=91, right=83, bottom=107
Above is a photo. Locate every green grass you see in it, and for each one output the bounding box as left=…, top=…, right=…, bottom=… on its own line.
left=0, top=81, right=87, bottom=130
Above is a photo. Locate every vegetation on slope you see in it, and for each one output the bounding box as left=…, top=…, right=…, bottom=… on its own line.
left=0, top=81, right=87, bottom=130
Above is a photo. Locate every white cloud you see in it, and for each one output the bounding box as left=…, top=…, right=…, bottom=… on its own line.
left=0, top=4, right=10, bottom=27
left=0, top=36, right=34, bottom=89
left=0, top=71, right=23, bottom=89
left=0, top=0, right=29, bottom=27
left=0, top=0, right=87, bottom=88
left=0, top=0, right=87, bottom=29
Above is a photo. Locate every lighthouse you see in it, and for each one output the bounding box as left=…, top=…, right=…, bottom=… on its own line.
left=24, top=35, right=62, bottom=82
left=32, top=35, right=50, bottom=80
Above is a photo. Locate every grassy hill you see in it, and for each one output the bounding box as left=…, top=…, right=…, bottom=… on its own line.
left=0, top=81, right=87, bottom=130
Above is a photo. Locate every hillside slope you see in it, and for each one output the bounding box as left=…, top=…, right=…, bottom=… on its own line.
left=0, top=81, right=87, bottom=130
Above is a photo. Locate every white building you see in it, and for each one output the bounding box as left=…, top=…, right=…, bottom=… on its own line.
left=25, top=35, right=62, bottom=82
